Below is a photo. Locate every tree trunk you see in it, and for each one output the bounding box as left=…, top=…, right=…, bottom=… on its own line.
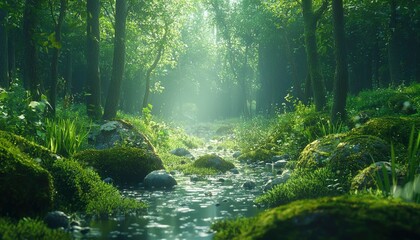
left=49, top=0, right=67, bottom=116
left=387, top=0, right=401, bottom=85
left=8, top=28, right=15, bottom=81
left=301, top=0, right=327, bottom=111
left=86, top=0, right=102, bottom=119
left=142, top=25, right=168, bottom=109
left=0, top=6, right=9, bottom=88
left=23, top=0, right=41, bottom=100
left=330, top=0, right=348, bottom=124
left=64, top=51, right=72, bottom=96
left=103, top=0, right=128, bottom=120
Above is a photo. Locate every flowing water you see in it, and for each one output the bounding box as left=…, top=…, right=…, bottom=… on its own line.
left=81, top=129, right=274, bottom=239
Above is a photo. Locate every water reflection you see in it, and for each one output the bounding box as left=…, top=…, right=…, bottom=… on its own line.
left=86, top=163, right=269, bottom=239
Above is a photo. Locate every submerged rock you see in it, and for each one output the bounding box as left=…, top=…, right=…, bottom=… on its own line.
left=242, top=181, right=256, bottom=190
left=193, top=154, right=235, bottom=172
left=144, top=170, right=177, bottom=189
left=212, top=195, right=420, bottom=240
left=44, top=211, right=69, bottom=229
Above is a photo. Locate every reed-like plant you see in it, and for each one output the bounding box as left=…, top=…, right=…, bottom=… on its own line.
left=44, top=118, right=89, bottom=157
left=374, top=126, right=420, bottom=202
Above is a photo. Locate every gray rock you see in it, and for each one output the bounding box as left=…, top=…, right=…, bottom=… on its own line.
left=263, top=170, right=292, bottom=191
left=242, top=181, right=256, bottom=190
left=273, top=160, right=288, bottom=169
left=144, top=170, right=177, bottom=189
left=103, top=177, right=114, bottom=184
left=272, top=154, right=290, bottom=161
left=170, top=148, right=191, bottom=157
left=44, top=211, right=69, bottom=229
left=230, top=168, right=239, bottom=174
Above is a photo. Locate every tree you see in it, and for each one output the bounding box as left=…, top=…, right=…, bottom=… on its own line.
left=387, top=0, right=401, bottom=85
left=301, top=0, right=328, bottom=111
left=103, top=0, right=128, bottom=120
left=330, top=0, right=348, bottom=123
left=86, top=0, right=102, bottom=119
left=49, top=0, right=68, bottom=116
left=23, top=0, right=42, bottom=100
left=0, top=3, right=9, bottom=88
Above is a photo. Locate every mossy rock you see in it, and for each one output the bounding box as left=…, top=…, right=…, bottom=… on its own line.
left=0, top=138, right=54, bottom=218
left=0, top=130, right=58, bottom=169
left=328, top=135, right=390, bottom=175
left=50, top=159, right=145, bottom=216
left=387, top=93, right=417, bottom=114
left=73, top=147, right=164, bottom=185
left=238, top=148, right=277, bottom=163
left=350, top=162, right=392, bottom=191
left=296, top=134, right=346, bottom=169
left=351, top=117, right=420, bottom=146
left=212, top=195, right=420, bottom=240
left=193, top=154, right=235, bottom=172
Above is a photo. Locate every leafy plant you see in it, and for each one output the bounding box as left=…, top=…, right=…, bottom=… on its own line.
left=43, top=118, right=89, bottom=157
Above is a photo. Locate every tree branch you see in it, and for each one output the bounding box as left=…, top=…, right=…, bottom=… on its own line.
left=314, top=0, right=329, bottom=22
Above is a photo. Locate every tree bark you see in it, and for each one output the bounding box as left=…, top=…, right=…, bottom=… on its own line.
left=49, top=0, right=67, bottom=116
left=0, top=6, right=9, bottom=88
left=330, top=0, right=348, bottom=124
left=86, top=0, right=102, bottom=119
left=301, top=0, right=327, bottom=111
left=103, top=0, right=128, bottom=120
left=8, top=28, right=15, bottom=81
left=23, top=0, right=41, bottom=100
left=387, top=0, right=401, bottom=85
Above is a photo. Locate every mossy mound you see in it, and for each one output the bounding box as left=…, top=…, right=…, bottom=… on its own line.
left=350, top=162, right=403, bottom=191
left=238, top=148, right=277, bottom=163
left=388, top=94, right=417, bottom=114
left=0, top=130, right=58, bottom=169
left=50, top=159, right=145, bottom=216
left=0, top=218, right=71, bottom=240
left=328, top=135, right=389, bottom=175
left=0, top=138, right=54, bottom=218
left=351, top=117, right=420, bottom=146
left=193, top=154, right=235, bottom=172
left=296, top=134, right=346, bottom=169
left=73, top=147, right=164, bottom=185
left=212, top=195, right=420, bottom=240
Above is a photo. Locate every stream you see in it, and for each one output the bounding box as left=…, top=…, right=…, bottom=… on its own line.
left=81, top=128, right=273, bottom=239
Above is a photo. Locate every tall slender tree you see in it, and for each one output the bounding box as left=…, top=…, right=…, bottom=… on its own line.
left=103, top=0, right=128, bottom=120
left=23, top=0, right=42, bottom=100
left=301, top=0, right=328, bottom=111
left=86, top=0, right=102, bottom=119
left=387, top=0, right=401, bottom=85
left=49, top=0, right=68, bottom=116
left=0, top=4, right=9, bottom=88
left=331, top=0, right=348, bottom=123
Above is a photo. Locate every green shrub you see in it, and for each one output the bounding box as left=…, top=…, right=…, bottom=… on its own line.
left=73, top=147, right=164, bottom=185
left=0, top=218, right=71, bottom=240
left=256, top=167, right=342, bottom=207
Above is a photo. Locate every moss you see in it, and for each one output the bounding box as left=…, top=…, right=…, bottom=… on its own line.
left=388, top=94, right=417, bottom=114
left=0, top=130, right=58, bottom=169
left=296, top=134, right=346, bottom=169
left=238, top=148, right=277, bottom=163
left=193, top=154, right=235, bottom=172
left=0, top=218, right=71, bottom=240
left=256, top=168, right=342, bottom=207
left=0, top=138, right=54, bottom=218
left=50, top=159, right=145, bottom=217
left=213, top=195, right=420, bottom=240
left=351, top=117, right=420, bottom=146
left=73, top=147, right=164, bottom=185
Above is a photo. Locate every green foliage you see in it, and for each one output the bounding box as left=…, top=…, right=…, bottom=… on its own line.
left=50, top=159, right=145, bottom=217
left=0, top=218, right=71, bottom=240
left=213, top=195, right=420, bottom=240
left=43, top=118, right=89, bottom=157
left=256, top=167, right=343, bottom=207
left=73, top=147, right=164, bottom=185
left=0, top=84, right=48, bottom=142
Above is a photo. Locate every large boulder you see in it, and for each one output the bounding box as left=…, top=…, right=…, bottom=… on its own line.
left=0, top=138, right=54, bottom=218
left=212, top=195, right=420, bottom=240
left=143, top=170, right=177, bottom=189
left=73, top=147, right=164, bottom=185
left=193, top=154, right=235, bottom=172
left=350, top=161, right=400, bottom=191
left=88, top=120, right=155, bottom=152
